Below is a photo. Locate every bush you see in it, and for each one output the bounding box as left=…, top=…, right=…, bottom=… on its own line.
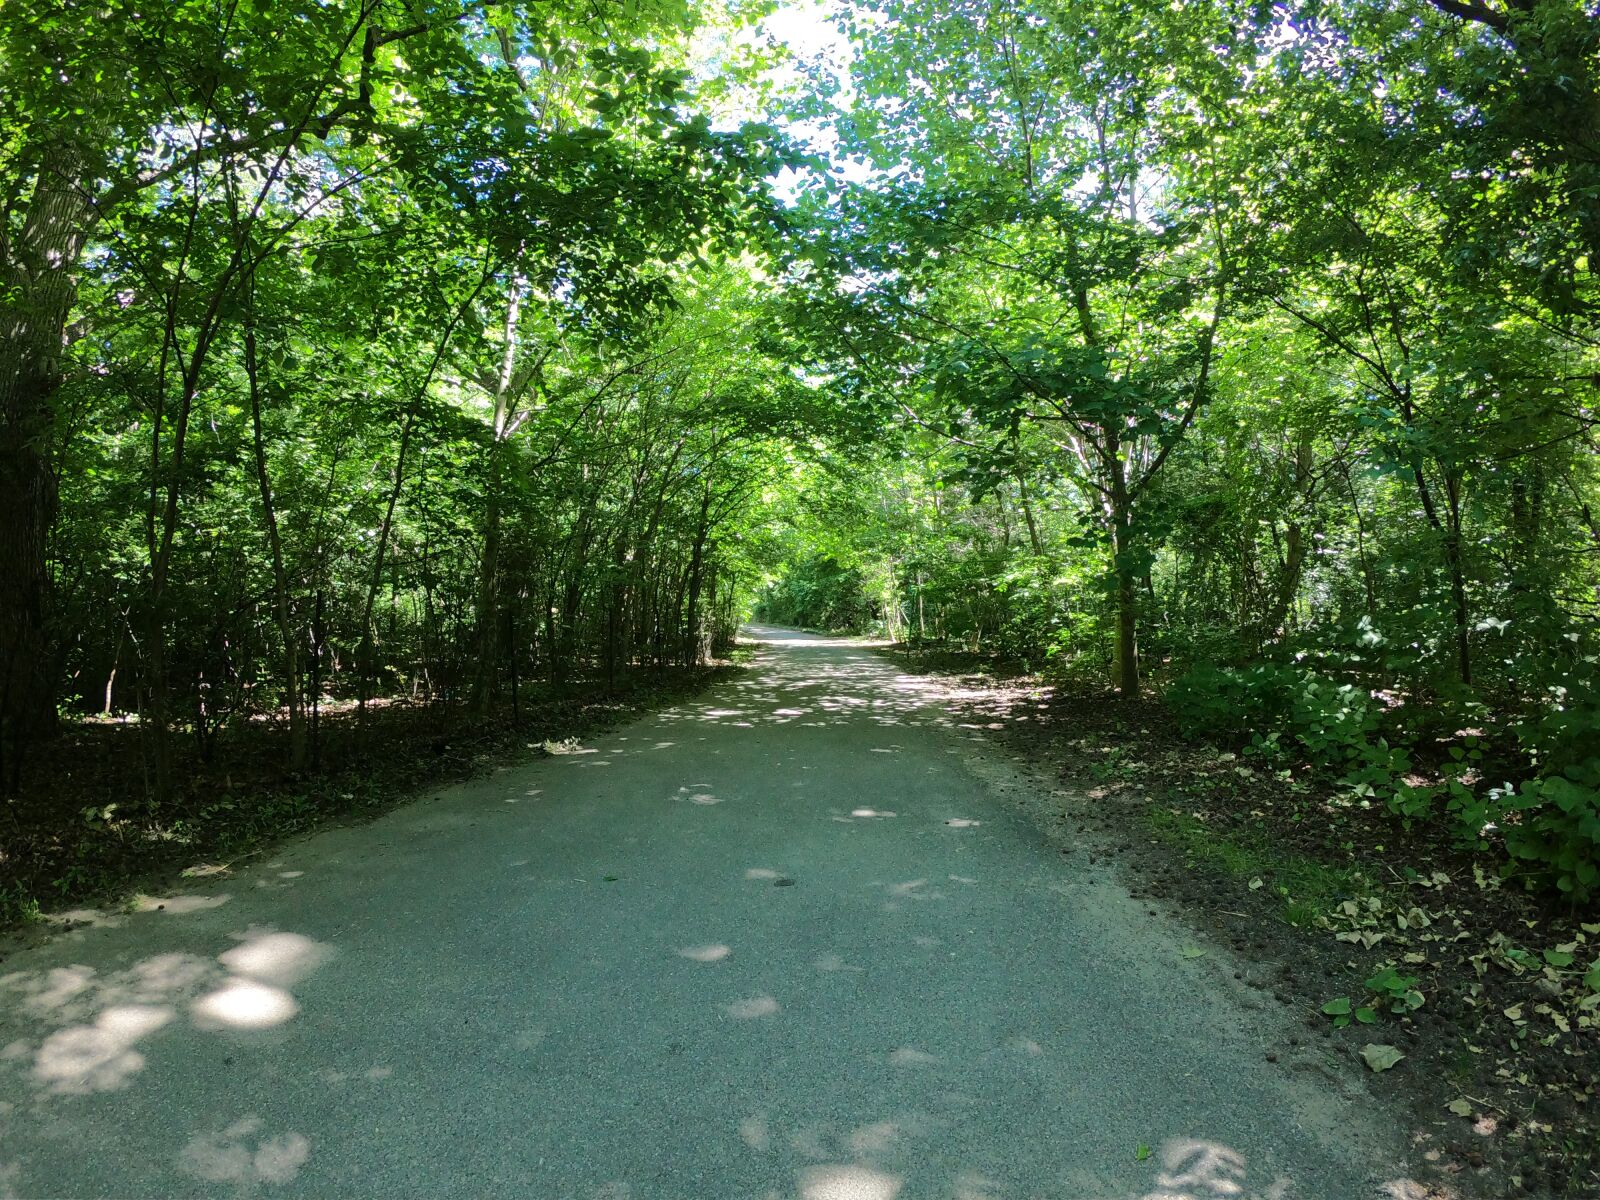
left=1289, top=674, right=1436, bottom=818
left=1168, top=663, right=1435, bottom=817
left=1499, top=759, right=1600, bottom=900
left=1484, top=656, right=1600, bottom=898
left=755, top=557, right=875, bottom=631
left=1169, top=653, right=1600, bottom=899
left=1516, top=656, right=1600, bottom=776
left=1166, top=662, right=1303, bottom=740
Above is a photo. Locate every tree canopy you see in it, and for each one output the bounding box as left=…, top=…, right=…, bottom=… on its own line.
left=2, top=0, right=1597, bottom=911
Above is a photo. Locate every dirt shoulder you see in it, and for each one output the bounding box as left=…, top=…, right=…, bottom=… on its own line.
left=880, top=645, right=1598, bottom=1200
left=1, top=662, right=743, bottom=934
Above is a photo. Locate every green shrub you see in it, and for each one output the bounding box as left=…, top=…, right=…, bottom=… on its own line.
left=755, top=556, right=875, bottom=631
left=0, top=884, right=42, bottom=926
left=1168, top=663, right=1437, bottom=818
left=1517, top=656, right=1600, bottom=776
left=1289, top=675, right=1437, bottom=818
left=1482, top=656, right=1600, bottom=898
left=1499, top=757, right=1600, bottom=900
left=1166, top=662, right=1303, bottom=740
left=1166, top=650, right=1600, bottom=900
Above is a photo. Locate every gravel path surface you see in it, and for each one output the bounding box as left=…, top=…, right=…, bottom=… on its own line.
left=0, top=628, right=1426, bottom=1199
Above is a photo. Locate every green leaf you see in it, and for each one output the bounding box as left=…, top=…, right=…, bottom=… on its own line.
left=1321, top=997, right=1352, bottom=1016
left=1354, top=1007, right=1378, bottom=1024
left=1135, top=1144, right=1151, bottom=1162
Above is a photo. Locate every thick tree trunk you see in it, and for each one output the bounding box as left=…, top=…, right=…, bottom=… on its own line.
left=0, top=145, right=95, bottom=788
left=1111, top=525, right=1139, bottom=695
left=1266, top=522, right=1306, bottom=640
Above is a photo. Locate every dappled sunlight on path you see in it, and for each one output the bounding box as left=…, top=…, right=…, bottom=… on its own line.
left=0, top=916, right=331, bottom=1194
left=2, top=924, right=331, bottom=1096
left=0, top=627, right=1446, bottom=1198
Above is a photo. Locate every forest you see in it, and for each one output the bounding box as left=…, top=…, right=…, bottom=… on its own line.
left=2, top=0, right=1597, bottom=937
left=1, top=0, right=1599, bottom=1192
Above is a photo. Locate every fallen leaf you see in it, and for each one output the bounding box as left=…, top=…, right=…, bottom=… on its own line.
left=1360, top=1043, right=1404, bottom=1072
left=1447, top=1099, right=1473, bottom=1117
left=1181, top=947, right=1207, bottom=959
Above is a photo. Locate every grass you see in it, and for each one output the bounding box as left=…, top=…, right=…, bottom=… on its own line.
left=1146, top=805, right=1371, bottom=926
left=0, top=885, right=43, bottom=926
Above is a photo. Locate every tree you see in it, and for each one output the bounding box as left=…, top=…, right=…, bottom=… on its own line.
left=788, top=0, right=1253, bottom=690
left=0, top=0, right=791, bottom=785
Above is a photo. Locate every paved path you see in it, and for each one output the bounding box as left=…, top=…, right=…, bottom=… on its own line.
left=0, top=629, right=1420, bottom=1199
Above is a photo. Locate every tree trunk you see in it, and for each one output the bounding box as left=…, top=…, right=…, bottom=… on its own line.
left=508, top=590, right=521, bottom=721
left=1264, top=432, right=1314, bottom=643
left=1400, top=385, right=1472, bottom=687
left=469, top=441, right=505, bottom=712
left=357, top=264, right=493, bottom=715
left=1442, top=475, right=1472, bottom=687
left=1016, top=473, right=1044, bottom=557
left=0, top=145, right=95, bottom=788
left=310, top=588, right=326, bottom=768
left=1111, top=526, right=1139, bottom=695
left=682, top=489, right=713, bottom=667
left=1340, top=460, right=1378, bottom=617
left=243, top=276, right=307, bottom=770
left=470, top=278, right=523, bottom=713
left=1106, top=430, right=1140, bottom=695
left=543, top=580, right=560, bottom=687
left=605, top=533, right=630, bottom=690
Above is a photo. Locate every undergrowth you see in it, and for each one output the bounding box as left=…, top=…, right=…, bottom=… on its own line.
left=1146, top=805, right=1372, bottom=926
